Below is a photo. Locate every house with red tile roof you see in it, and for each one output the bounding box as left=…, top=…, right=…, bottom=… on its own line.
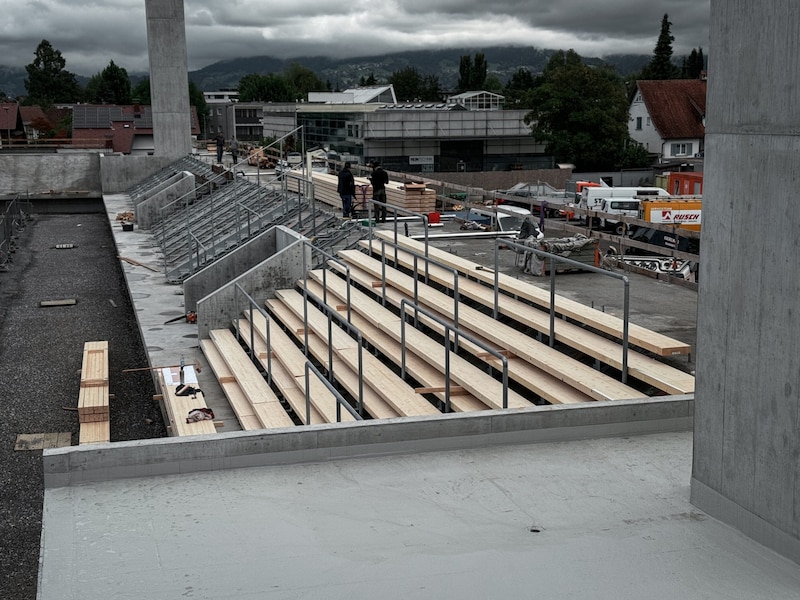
left=71, top=104, right=200, bottom=154
left=628, top=79, right=707, bottom=163
left=0, top=102, right=23, bottom=147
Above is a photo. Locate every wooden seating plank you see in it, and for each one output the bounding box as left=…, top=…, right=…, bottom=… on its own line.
left=372, top=231, right=691, bottom=357
left=209, top=329, right=295, bottom=429
left=266, top=299, right=400, bottom=420
left=200, top=338, right=265, bottom=430
left=314, top=265, right=593, bottom=406
left=303, top=266, right=533, bottom=411
left=274, top=289, right=440, bottom=418
left=304, top=273, right=489, bottom=412
left=236, top=314, right=343, bottom=424
left=338, top=249, right=644, bottom=402
left=158, top=367, right=216, bottom=436
left=362, top=241, right=695, bottom=395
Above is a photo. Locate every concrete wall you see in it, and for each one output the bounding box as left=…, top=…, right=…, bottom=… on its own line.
left=99, top=154, right=175, bottom=194
left=134, top=171, right=195, bottom=229
left=691, top=0, right=800, bottom=564
left=192, top=226, right=309, bottom=333
left=0, top=153, right=102, bottom=198
left=145, top=0, right=192, bottom=158
left=43, top=395, right=693, bottom=488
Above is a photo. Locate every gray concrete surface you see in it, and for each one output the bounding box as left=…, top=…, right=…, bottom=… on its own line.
left=37, top=431, right=800, bottom=600
left=691, top=0, right=800, bottom=563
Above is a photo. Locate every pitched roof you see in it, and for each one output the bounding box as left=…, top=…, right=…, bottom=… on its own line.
left=0, top=102, right=20, bottom=131
left=636, top=80, right=707, bottom=140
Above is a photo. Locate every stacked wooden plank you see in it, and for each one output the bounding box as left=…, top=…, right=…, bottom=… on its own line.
left=78, top=341, right=110, bottom=445
left=287, top=171, right=437, bottom=215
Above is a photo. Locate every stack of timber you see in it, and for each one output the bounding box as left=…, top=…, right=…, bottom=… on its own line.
left=287, top=171, right=437, bottom=215
left=78, top=341, right=110, bottom=445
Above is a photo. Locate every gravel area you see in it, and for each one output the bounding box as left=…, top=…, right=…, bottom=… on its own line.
left=0, top=211, right=167, bottom=600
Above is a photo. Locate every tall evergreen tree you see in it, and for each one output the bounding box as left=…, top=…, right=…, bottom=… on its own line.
left=681, top=47, right=705, bottom=79
left=642, top=14, right=680, bottom=80
left=457, top=52, right=488, bottom=92
left=23, top=39, right=82, bottom=105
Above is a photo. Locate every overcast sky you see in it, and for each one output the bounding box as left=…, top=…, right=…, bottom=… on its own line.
left=0, top=1, right=710, bottom=76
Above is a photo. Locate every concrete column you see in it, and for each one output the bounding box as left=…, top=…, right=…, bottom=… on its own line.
left=691, top=0, right=800, bottom=563
left=145, top=0, right=191, bottom=158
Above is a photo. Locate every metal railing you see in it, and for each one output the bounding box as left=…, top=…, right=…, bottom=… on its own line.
left=493, top=238, right=632, bottom=383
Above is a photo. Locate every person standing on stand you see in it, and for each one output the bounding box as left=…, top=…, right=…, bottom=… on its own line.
left=368, top=161, right=389, bottom=222
left=337, top=162, right=356, bottom=219
left=215, top=133, right=225, bottom=163
left=230, top=137, right=239, bottom=164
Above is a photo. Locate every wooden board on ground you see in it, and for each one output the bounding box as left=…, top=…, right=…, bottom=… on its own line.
left=372, top=231, right=691, bottom=357
left=15, top=432, right=73, bottom=451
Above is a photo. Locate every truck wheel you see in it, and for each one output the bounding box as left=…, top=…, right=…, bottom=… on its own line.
left=615, top=223, right=626, bottom=236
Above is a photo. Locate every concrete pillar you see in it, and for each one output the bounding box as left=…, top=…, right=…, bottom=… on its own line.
left=145, top=0, right=191, bottom=158
left=691, top=0, right=800, bottom=562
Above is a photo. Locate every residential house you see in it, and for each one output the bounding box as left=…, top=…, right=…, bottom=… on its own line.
left=628, top=79, right=707, bottom=163
left=0, top=102, right=23, bottom=148
left=71, top=104, right=200, bottom=154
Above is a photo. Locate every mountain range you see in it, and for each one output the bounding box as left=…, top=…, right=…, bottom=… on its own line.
left=0, top=46, right=651, bottom=99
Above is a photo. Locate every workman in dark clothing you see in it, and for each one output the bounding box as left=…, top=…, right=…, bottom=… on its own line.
left=215, top=134, right=225, bottom=163
left=369, top=161, right=390, bottom=222
left=337, top=161, right=356, bottom=218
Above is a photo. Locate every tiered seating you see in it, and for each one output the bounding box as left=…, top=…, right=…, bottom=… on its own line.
left=78, top=341, right=110, bottom=445
left=360, top=238, right=695, bottom=395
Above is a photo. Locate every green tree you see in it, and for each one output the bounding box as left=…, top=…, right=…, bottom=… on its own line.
left=420, top=75, right=442, bottom=102
left=525, top=50, right=630, bottom=171
left=23, top=39, right=82, bottom=105
left=681, top=47, right=705, bottom=79
left=238, top=73, right=294, bottom=102
left=84, top=60, right=132, bottom=104
left=457, top=52, right=487, bottom=92
left=503, top=68, right=537, bottom=108
left=483, top=74, right=503, bottom=93
left=284, top=63, right=326, bottom=100
left=359, top=73, right=377, bottom=86
left=389, top=66, right=424, bottom=101
left=641, top=14, right=680, bottom=80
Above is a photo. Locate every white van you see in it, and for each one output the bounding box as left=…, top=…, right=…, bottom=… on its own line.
left=580, top=186, right=669, bottom=211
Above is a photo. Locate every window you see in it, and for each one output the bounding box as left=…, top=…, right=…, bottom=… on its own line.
left=670, top=143, right=693, bottom=156
left=635, top=117, right=642, bottom=130
left=646, top=117, right=651, bottom=126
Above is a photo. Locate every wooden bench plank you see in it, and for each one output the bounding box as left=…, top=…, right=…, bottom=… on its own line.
left=235, top=314, right=342, bottom=424
left=361, top=241, right=695, bottom=395
left=304, top=274, right=488, bottom=413
left=208, top=329, right=295, bottom=430
left=274, top=289, right=440, bottom=418
left=372, top=231, right=691, bottom=357
left=266, top=298, right=400, bottom=420
left=78, top=420, right=110, bottom=445
left=338, top=249, right=644, bottom=402
left=158, top=366, right=217, bottom=436
left=200, top=339, right=265, bottom=430
left=314, top=265, right=593, bottom=406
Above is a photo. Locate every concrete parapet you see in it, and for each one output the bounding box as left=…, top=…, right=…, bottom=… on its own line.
left=134, top=171, right=196, bottom=229
left=191, top=226, right=309, bottom=331
left=100, top=154, right=175, bottom=193
left=0, top=153, right=102, bottom=198
left=43, top=395, right=693, bottom=488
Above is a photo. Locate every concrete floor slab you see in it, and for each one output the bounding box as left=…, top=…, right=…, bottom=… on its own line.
left=38, top=432, right=800, bottom=599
